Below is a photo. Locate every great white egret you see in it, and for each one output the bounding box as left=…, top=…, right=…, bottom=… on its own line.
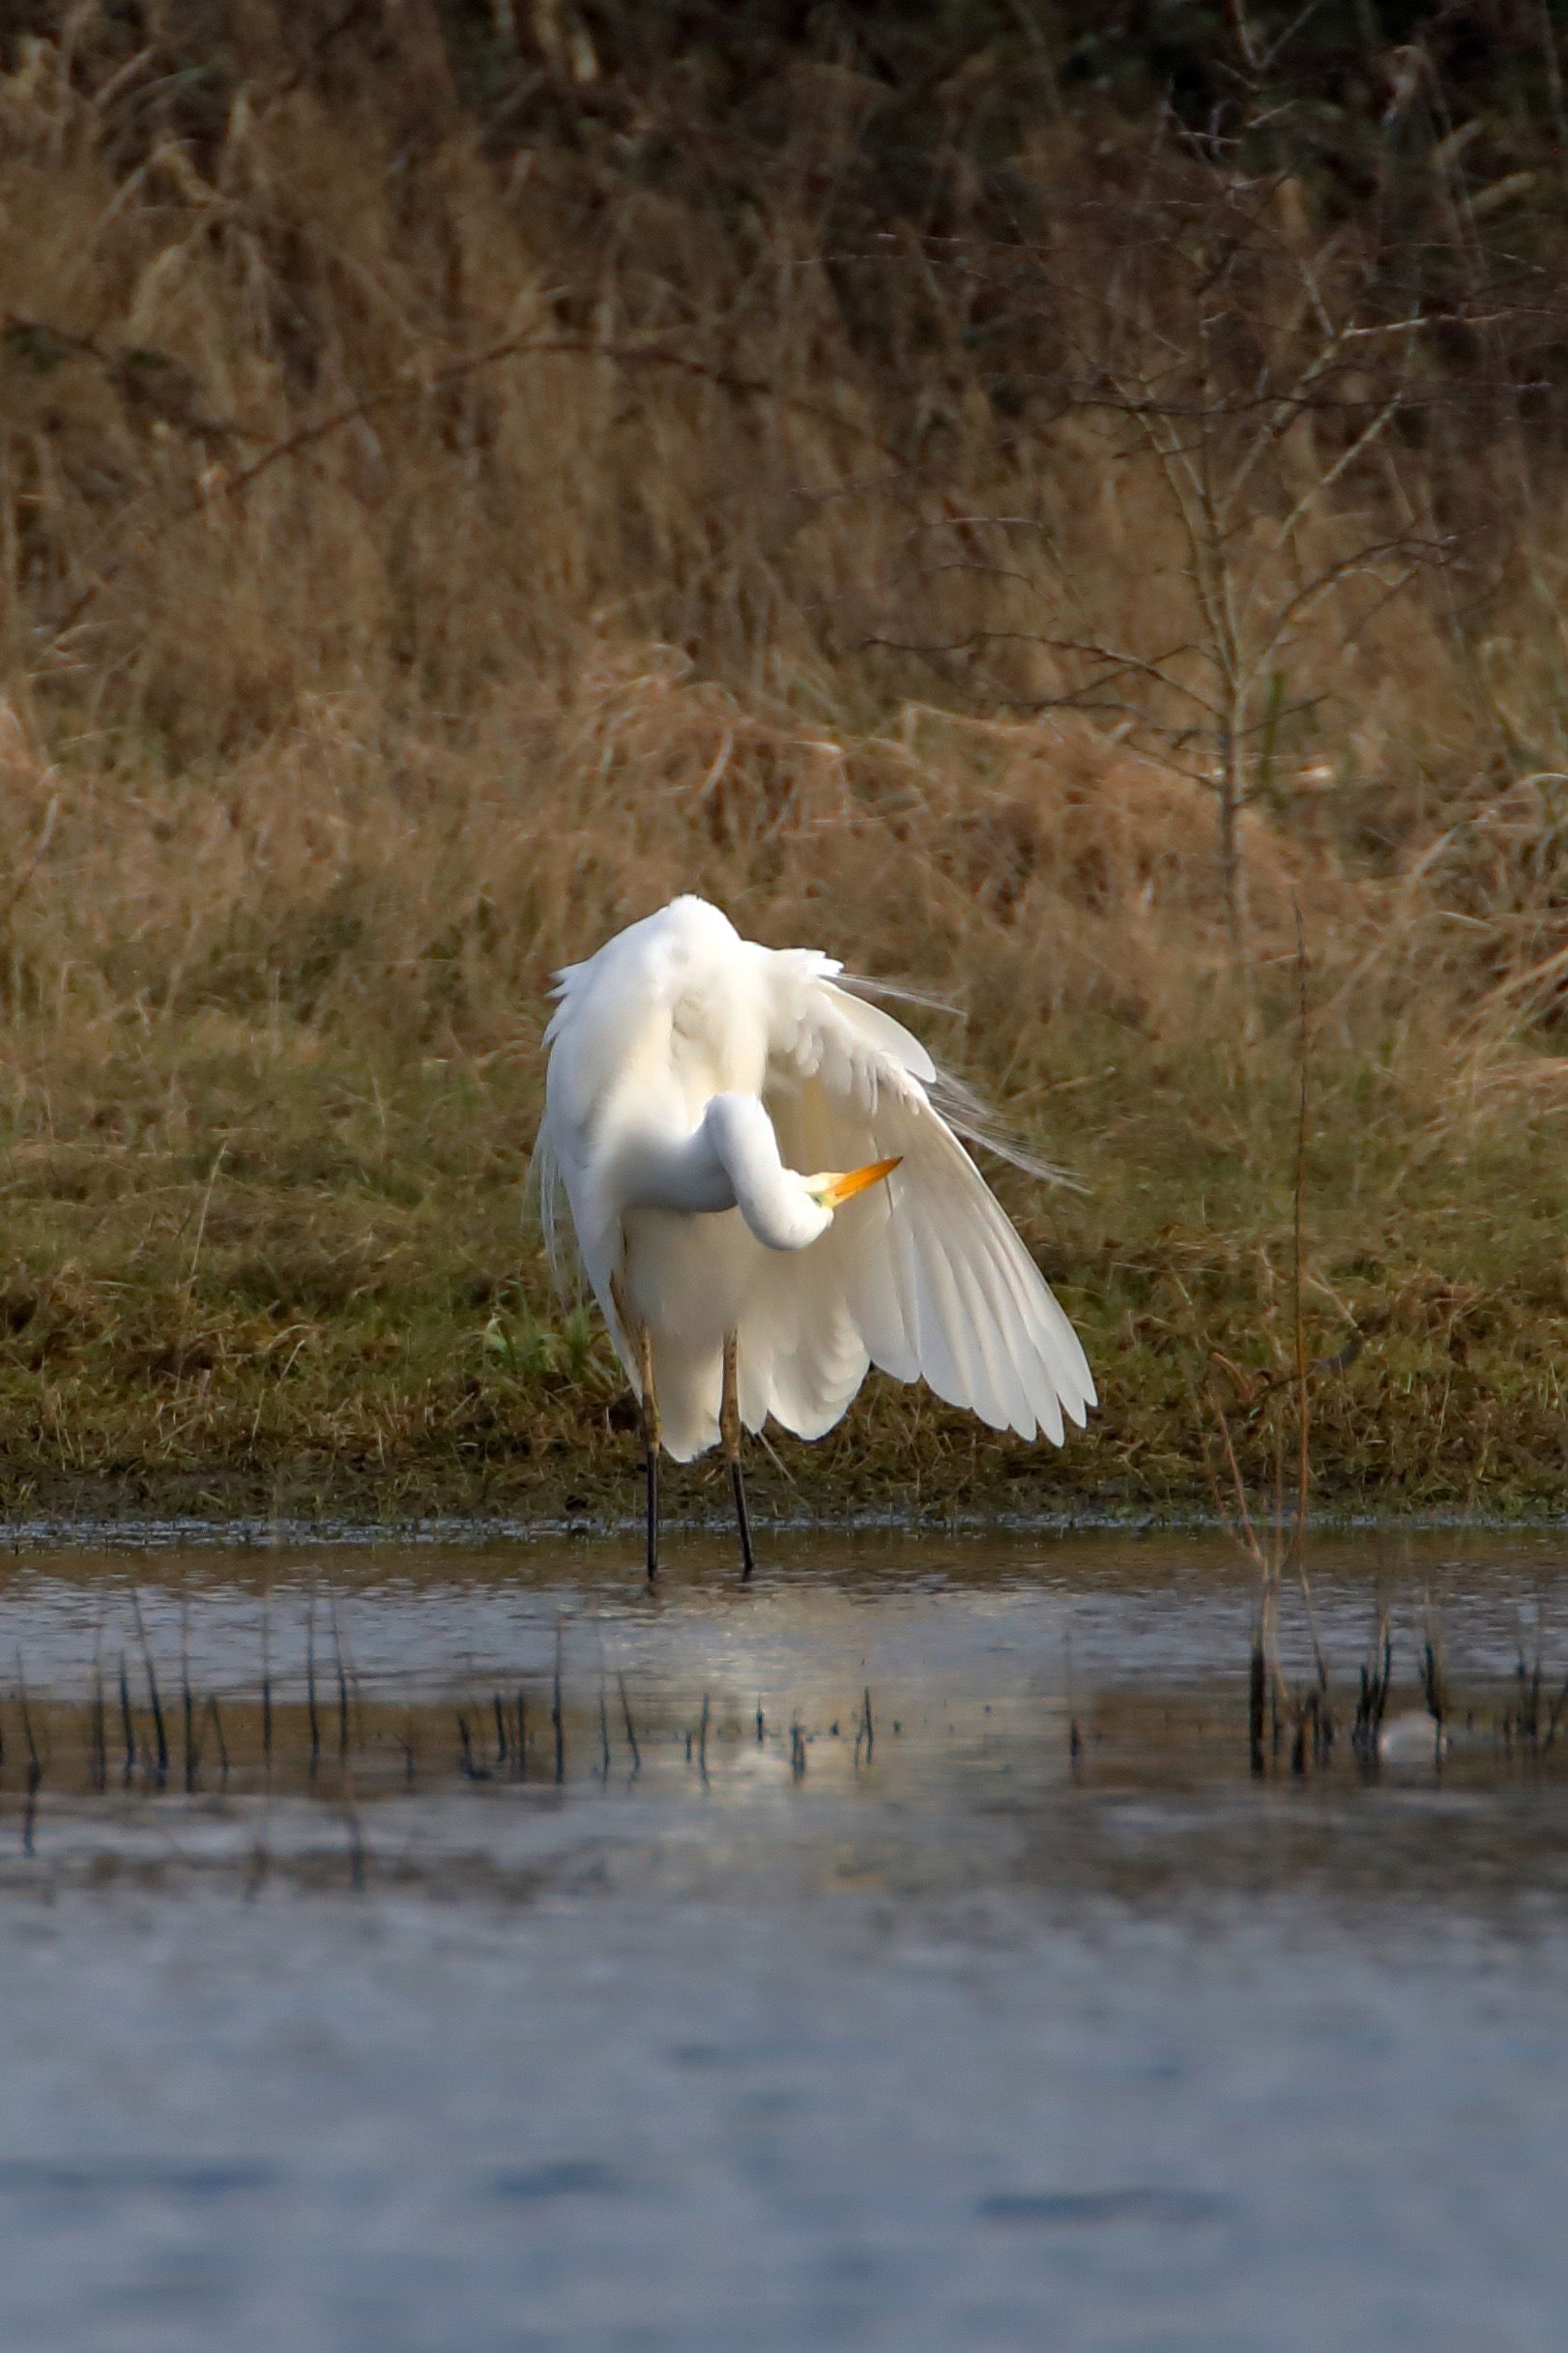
left=534, top=895, right=1093, bottom=1579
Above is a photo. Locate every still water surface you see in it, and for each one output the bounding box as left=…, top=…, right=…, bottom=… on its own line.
left=0, top=1527, right=1565, bottom=2351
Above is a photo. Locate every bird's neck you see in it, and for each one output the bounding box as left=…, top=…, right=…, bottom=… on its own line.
left=618, top=1093, right=829, bottom=1252
left=619, top=1110, right=738, bottom=1215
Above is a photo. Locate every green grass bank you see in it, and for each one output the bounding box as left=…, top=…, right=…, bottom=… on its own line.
left=2, top=1012, right=1563, bottom=1528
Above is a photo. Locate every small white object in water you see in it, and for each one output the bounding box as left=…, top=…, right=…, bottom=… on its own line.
left=1379, top=1710, right=1449, bottom=1764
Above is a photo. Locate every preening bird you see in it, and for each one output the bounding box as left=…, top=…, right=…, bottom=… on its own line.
left=534, top=896, right=1093, bottom=1579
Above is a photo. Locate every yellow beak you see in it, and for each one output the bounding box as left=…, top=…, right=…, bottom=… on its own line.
left=810, top=1155, right=902, bottom=1209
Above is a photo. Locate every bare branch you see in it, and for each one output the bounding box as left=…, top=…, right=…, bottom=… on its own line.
left=1271, top=379, right=1416, bottom=553
left=1253, top=535, right=1451, bottom=672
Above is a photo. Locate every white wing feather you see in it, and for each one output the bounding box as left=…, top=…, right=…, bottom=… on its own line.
left=742, top=966, right=1094, bottom=1445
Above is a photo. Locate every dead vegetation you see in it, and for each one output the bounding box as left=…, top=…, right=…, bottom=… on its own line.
left=0, top=5, right=1566, bottom=1518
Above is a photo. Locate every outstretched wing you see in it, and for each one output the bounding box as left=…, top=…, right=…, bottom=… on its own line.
left=738, top=958, right=1095, bottom=1444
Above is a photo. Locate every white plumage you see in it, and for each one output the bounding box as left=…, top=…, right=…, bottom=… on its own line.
left=534, top=895, right=1094, bottom=1472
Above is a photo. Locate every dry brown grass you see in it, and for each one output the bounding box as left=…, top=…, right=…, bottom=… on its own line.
left=0, top=7, right=1566, bottom=1518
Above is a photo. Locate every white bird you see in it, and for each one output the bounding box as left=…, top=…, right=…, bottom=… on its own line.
left=533, top=895, right=1094, bottom=1578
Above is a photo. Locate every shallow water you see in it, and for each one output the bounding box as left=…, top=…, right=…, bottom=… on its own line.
left=0, top=1527, right=1566, bottom=2351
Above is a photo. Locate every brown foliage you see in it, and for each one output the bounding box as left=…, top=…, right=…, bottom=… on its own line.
left=0, top=5, right=1560, bottom=1090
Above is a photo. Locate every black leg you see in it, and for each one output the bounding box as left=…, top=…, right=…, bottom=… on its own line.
left=623, top=1306, right=660, bottom=1585
left=721, top=1334, right=757, bottom=1583
left=729, top=1455, right=757, bottom=1584
left=644, top=1438, right=659, bottom=1583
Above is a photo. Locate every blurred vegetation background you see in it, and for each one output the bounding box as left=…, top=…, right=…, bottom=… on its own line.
left=1, top=1, right=1567, bottom=1521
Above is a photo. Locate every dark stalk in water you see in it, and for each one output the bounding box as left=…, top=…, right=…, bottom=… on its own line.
left=1514, top=1605, right=1544, bottom=1747
left=329, top=1587, right=351, bottom=1762
left=131, top=1590, right=168, bottom=1784
left=15, top=1654, right=39, bottom=1778
left=339, top=1740, right=367, bottom=1889
left=1546, top=1668, right=1568, bottom=1751
left=21, top=1755, right=41, bottom=1856
left=15, top=1653, right=41, bottom=1855
left=118, top=1651, right=134, bottom=1783
left=617, top=1673, right=641, bottom=1774
left=305, top=1592, right=320, bottom=1779
left=180, top=1592, right=197, bottom=1792
left=552, top=1621, right=566, bottom=1785
left=86, top=1611, right=106, bottom=1793
left=1064, top=1629, right=1083, bottom=1777
left=1421, top=1601, right=1449, bottom=1742
left=1351, top=1605, right=1393, bottom=1761
left=88, top=1662, right=107, bottom=1793
left=260, top=1585, right=274, bottom=1779
left=1249, top=1636, right=1268, bottom=1777
left=204, top=1694, right=230, bottom=1783
left=456, top=1712, right=483, bottom=1779
left=1290, top=1686, right=1328, bottom=1774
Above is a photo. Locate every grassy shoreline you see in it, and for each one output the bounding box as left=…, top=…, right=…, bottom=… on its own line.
left=0, top=1017, right=1562, bottom=1531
